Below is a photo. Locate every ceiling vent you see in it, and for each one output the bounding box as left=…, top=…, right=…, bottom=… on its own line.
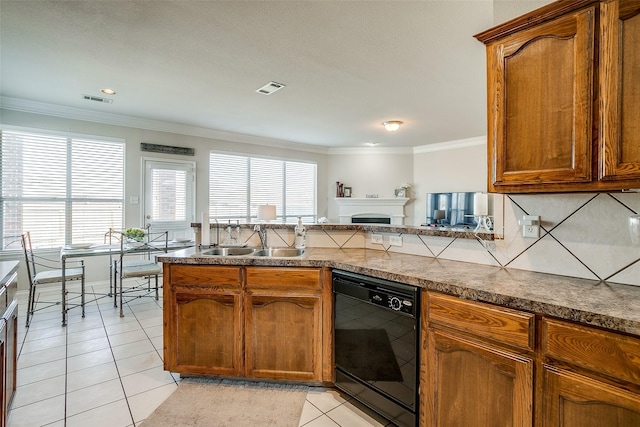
left=82, top=94, right=113, bottom=104
left=255, top=81, right=285, bottom=95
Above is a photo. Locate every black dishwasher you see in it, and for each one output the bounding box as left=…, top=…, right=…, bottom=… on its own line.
left=333, top=270, right=420, bottom=427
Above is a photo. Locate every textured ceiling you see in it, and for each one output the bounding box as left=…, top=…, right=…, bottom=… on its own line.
left=0, top=1, right=552, bottom=149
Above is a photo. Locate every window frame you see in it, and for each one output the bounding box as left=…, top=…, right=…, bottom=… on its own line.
left=141, top=157, right=196, bottom=233
left=209, top=150, right=317, bottom=223
left=0, top=126, right=125, bottom=250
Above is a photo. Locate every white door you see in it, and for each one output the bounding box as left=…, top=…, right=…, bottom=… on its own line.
left=143, top=158, right=195, bottom=239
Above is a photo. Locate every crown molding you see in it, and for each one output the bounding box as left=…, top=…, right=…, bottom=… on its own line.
left=327, top=146, right=414, bottom=155
left=413, top=135, right=486, bottom=153
left=1, top=97, right=487, bottom=156
left=0, top=96, right=330, bottom=155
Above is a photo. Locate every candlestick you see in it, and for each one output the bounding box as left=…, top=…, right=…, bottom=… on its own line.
left=473, top=193, right=488, bottom=216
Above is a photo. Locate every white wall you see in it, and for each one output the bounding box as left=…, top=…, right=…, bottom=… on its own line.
left=1, top=109, right=330, bottom=225
left=493, top=0, right=556, bottom=25
left=0, top=109, right=330, bottom=288
left=327, top=149, right=414, bottom=223
left=412, top=138, right=487, bottom=225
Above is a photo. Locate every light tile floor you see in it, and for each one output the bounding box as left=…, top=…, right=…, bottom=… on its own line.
left=8, top=280, right=392, bottom=426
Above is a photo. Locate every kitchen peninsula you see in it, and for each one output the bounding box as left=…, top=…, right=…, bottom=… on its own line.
left=159, top=246, right=640, bottom=427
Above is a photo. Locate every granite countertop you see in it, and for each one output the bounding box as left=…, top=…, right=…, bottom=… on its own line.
left=191, top=222, right=495, bottom=240
left=159, top=247, right=640, bottom=336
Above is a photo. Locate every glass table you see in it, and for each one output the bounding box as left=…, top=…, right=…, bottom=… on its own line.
left=59, top=241, right=192, bottom=326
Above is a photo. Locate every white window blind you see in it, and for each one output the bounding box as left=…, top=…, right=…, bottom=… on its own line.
left=151, top=168, right=187, bottom=221
left=1, top=129, right=124, bottom=249
left=209, top=152, right=316, bottom=223
left=143, top=159, right=195, bottom=235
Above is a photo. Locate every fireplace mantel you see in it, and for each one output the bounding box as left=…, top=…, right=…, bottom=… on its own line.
left=335, top=197, right=409, bottom=225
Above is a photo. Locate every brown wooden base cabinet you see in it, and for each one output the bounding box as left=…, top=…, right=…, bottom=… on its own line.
left=423, top=292, right=535, bottom=427
left=163, top=264, right=332, bottom=384
left=421, top=292, right=640, bottom=427
left=426, top=329, right=534, bottom=426
left=543, top=366, right=640, bottom=427
left=542, top=318, right=640, bottom=427
left=0, top=271, right=17, bottom=427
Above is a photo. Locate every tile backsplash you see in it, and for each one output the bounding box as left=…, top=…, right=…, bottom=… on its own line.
left=377, top=192, right=640, bottom=287
left=215, top=192, right=640, bottom=287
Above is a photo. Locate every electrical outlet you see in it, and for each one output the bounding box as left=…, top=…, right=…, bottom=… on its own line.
left=520, top=215, right=540, bottom=238
left=371, top=234, right=383, bottom=244
left=389, top=235, right=403, bottom=247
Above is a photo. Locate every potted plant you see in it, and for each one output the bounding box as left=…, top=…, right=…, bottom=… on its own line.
left=123, top=227, right=146, bottom=242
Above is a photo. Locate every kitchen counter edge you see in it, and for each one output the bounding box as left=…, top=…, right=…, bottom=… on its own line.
left=158, top=247, right=640, bottom=336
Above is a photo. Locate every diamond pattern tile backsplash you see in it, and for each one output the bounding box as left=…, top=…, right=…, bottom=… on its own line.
left=234, top=192, right=640, bottom=287
left=375, top=192, right=640, bottom=287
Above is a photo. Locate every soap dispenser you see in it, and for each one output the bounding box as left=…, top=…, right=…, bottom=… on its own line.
left=294, top=217, right=306, bottom=249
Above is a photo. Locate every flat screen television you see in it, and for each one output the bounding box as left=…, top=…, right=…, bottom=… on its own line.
left=425, top=192, right=478, bottom=228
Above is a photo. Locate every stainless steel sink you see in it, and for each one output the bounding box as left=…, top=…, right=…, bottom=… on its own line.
left=253, top=248, right=306, bottom=257
left=201, top=247, right=257, bottom=256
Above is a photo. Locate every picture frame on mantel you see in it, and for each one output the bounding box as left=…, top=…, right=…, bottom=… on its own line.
left=394, top=188, right=406, bottom=198
left=343, top=187, right=352, bottom=197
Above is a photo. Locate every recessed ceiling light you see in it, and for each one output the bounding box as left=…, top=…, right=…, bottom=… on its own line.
left=382, top=121, right=403, bottom=132
left=101, top=88, right=116, bottom=95
left=364, top=142, right=379, bottom=147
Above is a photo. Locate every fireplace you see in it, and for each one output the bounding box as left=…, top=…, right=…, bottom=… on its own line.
left=351, top=215, right=392, bottom=224
left=335, top=197, right=409, bottom=225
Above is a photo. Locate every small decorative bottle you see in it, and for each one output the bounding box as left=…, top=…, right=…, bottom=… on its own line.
left=294, top=217, right=306, bottom=249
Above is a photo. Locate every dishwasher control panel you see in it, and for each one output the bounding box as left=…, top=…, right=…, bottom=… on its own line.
left=369, top=289, right=414, bottom=314
left=333, top=270, right=418, bottom=317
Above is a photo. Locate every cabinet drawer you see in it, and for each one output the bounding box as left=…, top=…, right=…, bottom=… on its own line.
left=246, top=267, right=321, bottom=290
left=168, top=265, right=241, bottom=287
left=428, top=293, right=535, bottom=351
left=543, top=318, right=640, bottom=386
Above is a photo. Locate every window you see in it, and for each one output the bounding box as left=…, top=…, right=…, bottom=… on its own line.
left=143, top=158, right=195, bottom=234
left=1, top=128, right=124, bottom=249
left=209, top=152, right=316, bottom=223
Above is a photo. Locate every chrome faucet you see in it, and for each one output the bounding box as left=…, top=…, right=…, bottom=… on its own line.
left=253, top=224, right=268, bottom=249
left=213, top=218, right=220, bottom=247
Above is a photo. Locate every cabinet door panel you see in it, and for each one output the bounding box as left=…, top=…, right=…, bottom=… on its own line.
left=542, top=318, right=640, bottom=386
left=428, top=292, right=535, bottom=351
left=543, top=366, right=640, bottom=427
left=172, top=291, right=242, bottom=376
left=426, top=329, right=533, bottom=427
left=2, top=302, right=16, bottom=413
left=168, top=265, right=240, bottom=287
left=600, top=1, right=640, bottom=180
left=245, top=267, right=321, bottom=291
left=0, top=319, right=5, bottom=427
left=488, top=8, right=594, bottom=189
left=245, top=294, right=321, bottom=381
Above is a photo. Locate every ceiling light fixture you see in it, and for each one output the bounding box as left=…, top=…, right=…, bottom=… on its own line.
left=364, top=142, right=379, bottom=147
left=383, top=121, right=403, bottom=132
left=100, top=88, right=116, bottom=95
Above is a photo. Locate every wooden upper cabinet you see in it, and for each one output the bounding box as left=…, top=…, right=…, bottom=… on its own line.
left=599, top=1, right=640, bottom=181
left=476, top=0, right=640, bottom=193
left=488, top=8, right=595, bottom=190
